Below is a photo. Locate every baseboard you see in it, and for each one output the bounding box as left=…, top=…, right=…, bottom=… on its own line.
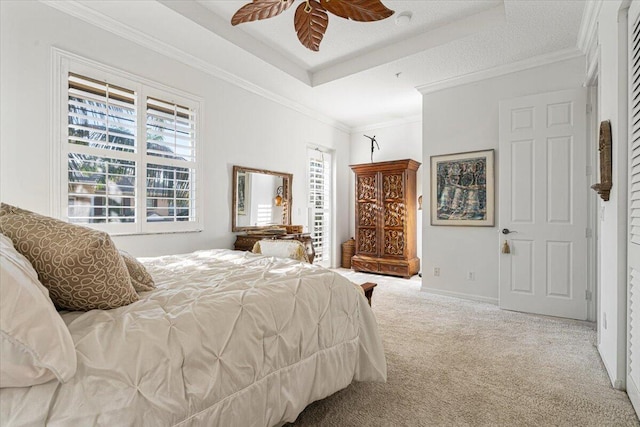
left=627, top=375, right=640, bottom=418
left=598, top=343, right=626, bottom=390
left=420, top=286, right=498, bottom=305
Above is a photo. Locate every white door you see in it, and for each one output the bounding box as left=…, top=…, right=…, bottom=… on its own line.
left=627, top=0, right=640, bottom=415
left=499, top=88, right=588, bottom=320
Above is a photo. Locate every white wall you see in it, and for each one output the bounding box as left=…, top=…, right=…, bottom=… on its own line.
left=0, top=1, right=351, bottom=265
left=419, top=56, right=585, bottom=303
left=349, top=119, right=423, bottom=263
left=591, top=0, right=630, bottom=390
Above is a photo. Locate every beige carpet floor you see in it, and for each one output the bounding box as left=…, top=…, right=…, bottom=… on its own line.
left=289, top=269, right=639, bottom=427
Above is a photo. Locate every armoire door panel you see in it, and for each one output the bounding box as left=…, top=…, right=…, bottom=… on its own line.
left=383, top=201, right=405, bottom=227
left=357, top=174, right=377, bottom=200
left=358, top=202, right=377, bottom=227
left=382, top=172, right=405, bottom=199
left=357, top=228, right=377, bottom=255
left=383, top=229, right=405, bottom=257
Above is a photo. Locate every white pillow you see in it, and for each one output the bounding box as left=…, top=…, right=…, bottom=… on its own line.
left=0, top=234, right=77, bottom=388
left=252, top=239, right=310, bottom=263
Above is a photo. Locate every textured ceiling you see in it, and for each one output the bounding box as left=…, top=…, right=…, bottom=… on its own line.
left=196, top=0, right=504, bottom=70
left=50, top=0, right=587, bottom=129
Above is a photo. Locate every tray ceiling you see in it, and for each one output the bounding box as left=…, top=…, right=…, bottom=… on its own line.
left=43, top=0, right=587, bottom=129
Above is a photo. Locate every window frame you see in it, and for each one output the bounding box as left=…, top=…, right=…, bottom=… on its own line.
left=52, top=49, right=204, bottom=235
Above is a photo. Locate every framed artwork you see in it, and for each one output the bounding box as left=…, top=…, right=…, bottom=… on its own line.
left=237, top=171, right=247, bottom=215
left=430, top=149, right=495, bottom=226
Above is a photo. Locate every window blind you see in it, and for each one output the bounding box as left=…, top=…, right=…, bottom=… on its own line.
left=145, top=96, right=197, bottom=223
left=308, top=149, right=332, bottom=264
left=632, top=11, right=640, bottom=245
left=68, top=73, right=136, bottom=153
left=67, top=73, right=138, bottom=224
left=146, top=97, right=196, bottom=162
left=63, top=67, right=200, bottom=232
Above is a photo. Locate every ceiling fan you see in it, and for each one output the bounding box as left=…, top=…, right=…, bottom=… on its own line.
left=231, top=0, right=395, bottom=52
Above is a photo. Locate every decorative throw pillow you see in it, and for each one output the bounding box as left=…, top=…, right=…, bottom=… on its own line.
left=0, top=234, right=77, bottom=387
left=120, top=250, right=155, bottom=292
left=252, top=239, right=310, bottom=263
left=0, top=203, right=138, bottom=311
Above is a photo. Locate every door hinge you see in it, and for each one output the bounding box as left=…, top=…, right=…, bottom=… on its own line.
left=585, top=290, right=593, bottom=301
left=586, top=228, right=593, bottom=238
left=586, top=165, right=592, bottom=176
left=586, top=104, right=593, bottom=114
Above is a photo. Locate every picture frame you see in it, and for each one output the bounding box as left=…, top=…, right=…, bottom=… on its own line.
left=430, top=149, right=495, bottom=226
left=237, top=171, right=247, bottom=215
left=590, top=120, right=612, bottom=201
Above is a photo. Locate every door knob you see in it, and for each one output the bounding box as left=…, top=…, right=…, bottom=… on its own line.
left=502, top=228, right=517, bottom=235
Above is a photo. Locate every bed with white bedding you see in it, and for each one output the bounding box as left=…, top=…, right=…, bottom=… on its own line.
left=0, top=249, right=386, bottom=426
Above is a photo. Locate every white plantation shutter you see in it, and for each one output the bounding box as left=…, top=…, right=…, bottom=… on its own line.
left=61, top=60, right=201, bottom=234
left=308, top=149, right=332, bottom=265
left=146, top=98, right=196, bottom=162
left=628, top=2, right=640, bottom=416
left=631, top=8, right=640, bottom=245
left=145, top=97, right=197, bottom=223
left=66, top=73, right=138, bottom=226
left=68, top=73, right=137, bottom=152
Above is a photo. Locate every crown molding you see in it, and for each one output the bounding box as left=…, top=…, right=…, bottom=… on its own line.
left=351, top=115, right=422, bottom=134
left=416, top=47, right=584, bottom=95
left=39, top=0, right=351, bottom=133
left=157, top=0, right=311, bottom=85
left=577, top=0, right=603, bottom=54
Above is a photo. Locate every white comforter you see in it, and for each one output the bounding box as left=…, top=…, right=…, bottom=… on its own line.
left=0, top=249, right=386, bottom=426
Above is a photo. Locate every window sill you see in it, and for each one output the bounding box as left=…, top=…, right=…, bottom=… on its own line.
left=109, top=229, right=203, bottom=237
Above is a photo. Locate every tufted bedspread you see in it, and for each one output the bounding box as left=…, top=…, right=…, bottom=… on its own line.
left=0, top=249, right=386, bottom=426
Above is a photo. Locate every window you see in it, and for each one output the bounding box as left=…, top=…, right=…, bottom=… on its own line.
left=57, top=55, right=202, bottom=234
left=308, top=148, right=332, bottom=266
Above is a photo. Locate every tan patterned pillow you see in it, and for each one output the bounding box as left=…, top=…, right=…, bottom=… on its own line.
left=0, top=203, right=138, bottom=311
left=120, top=250, right=155, bottom=292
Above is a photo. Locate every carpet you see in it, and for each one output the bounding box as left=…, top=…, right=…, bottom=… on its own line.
left=289, top=269, right=639, bottom=426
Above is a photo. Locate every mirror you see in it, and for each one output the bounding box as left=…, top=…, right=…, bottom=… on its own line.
left=232, top=165, right=292, bottom=232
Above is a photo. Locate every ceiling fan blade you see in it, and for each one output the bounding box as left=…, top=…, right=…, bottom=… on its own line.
left=294, top=0, right=328, bottom=51
left=320, top=0, right=394, bottom=22
left=231, top=0, right=295, bottom=26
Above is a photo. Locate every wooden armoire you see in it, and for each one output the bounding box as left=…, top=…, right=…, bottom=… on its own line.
left=350, top=159, right=421, bottom=279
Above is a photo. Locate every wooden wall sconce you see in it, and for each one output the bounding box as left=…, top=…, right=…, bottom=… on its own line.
left=591, top=120, right=612, bottom=201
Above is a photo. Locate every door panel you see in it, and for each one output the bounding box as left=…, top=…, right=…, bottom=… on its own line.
left=499, top=88, right=588, bottom=320
left=511, top=139, right=535, bottom=223
left=547, top=136, right=573, bottom=223
left=510, top=239, right=534, bottom=294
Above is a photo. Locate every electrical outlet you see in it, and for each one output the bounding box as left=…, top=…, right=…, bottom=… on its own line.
left=434, top=267, right=440, bottom=277
left=467, top=271, right=475, bottom=281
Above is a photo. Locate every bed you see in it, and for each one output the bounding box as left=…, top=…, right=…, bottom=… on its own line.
left=0, top=248, right=387, bottom=426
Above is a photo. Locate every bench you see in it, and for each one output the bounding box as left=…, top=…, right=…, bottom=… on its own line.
left=360, top=282, right=377, bottom=306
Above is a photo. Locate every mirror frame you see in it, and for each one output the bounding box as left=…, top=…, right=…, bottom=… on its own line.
left=232, top=165, right=293, bottom=232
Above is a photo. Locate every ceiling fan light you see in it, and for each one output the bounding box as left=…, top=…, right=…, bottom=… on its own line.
left=395, top=11, right=412, bottom=26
